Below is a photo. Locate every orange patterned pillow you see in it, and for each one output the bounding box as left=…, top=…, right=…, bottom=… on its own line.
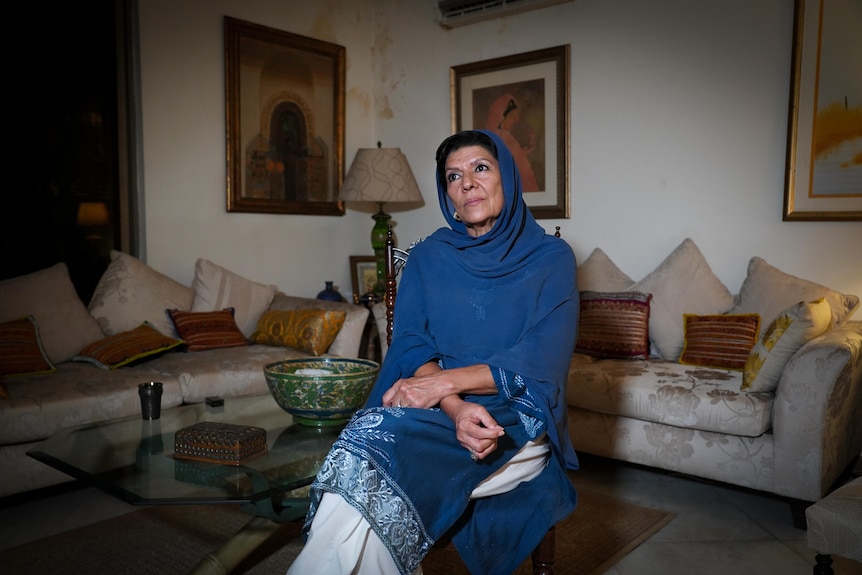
left=73, top=322, right=184, bottom=369
left=679, top=314, right=760, bottom=370
left=251, top=309, right=346, bottom=356
left=0, top=315, right=56, bottom=377
left=168, top=308, right=248, bottom=352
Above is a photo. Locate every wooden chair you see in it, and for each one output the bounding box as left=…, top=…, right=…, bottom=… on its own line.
left=382, top=226, right=558, bottom=575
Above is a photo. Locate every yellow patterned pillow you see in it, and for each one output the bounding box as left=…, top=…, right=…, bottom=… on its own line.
left=741, top=298, right=832, bottom=393
left=251, top=309, right=346, bottom=356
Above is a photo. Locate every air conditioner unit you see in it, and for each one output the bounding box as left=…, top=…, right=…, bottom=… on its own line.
left=438, top=0, right=574, bottom=29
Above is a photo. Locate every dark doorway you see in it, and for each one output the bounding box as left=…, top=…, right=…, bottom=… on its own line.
left=3, top=1, right=129, bottom=304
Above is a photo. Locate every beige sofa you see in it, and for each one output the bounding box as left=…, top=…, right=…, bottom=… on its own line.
left=375, top=237, right=861, bottom=517
left=565, top=239, right=862, bottom=517
left=0, top=252, right=369, bottom=498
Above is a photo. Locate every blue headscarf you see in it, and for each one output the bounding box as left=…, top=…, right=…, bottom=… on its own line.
left=433, top=130, right=547, bottom=275
left=367, top=129, right=579, bottom=468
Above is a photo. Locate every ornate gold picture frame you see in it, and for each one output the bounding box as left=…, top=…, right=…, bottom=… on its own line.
left=225, top=17, right=346, bottom=215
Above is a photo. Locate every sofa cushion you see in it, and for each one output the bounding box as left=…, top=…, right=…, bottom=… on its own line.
left=567, top=356, right=773, bottom=437
left=0, top=263, right=105, bottom=364
left=268, top=293, right=369, bottom=358
left=191, top=258, right=277, bottom=339
left=73, top=323, right=184, bottom=369
left=629, top=238, right=735, bottom=361
left=575, top=291, right=651, bottom=359
left=0, top=362, right=184, bottom=444
left=679, top=314, right=760, bottom=371
left=148, top=344, right=310, bottom=403
left=0, top=316, right=56, bottom=377
left=251, top=309, right=346, bottom=356
left=731, top=257, right=859, bottom=330
left=742, top=298, right=832, bottom=393
left=168, top=308, right=248, bottom=352
left=577, top=248, right=634, bottom=292
left=88, top=250, right=194, bottom=338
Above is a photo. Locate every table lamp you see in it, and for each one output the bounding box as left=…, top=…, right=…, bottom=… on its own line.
left=338, top=143, right=423, bottom=300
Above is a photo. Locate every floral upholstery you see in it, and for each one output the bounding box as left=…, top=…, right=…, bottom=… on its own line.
left=568, top=357, right=773, bottom=436
left=567, top=322, right=862, bottom=502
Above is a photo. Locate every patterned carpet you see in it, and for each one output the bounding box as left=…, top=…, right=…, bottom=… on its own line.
left=1, top=488, right=672, bottom=574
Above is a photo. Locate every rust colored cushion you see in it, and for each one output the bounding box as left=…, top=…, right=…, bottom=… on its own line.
left=251, top=309, right=346, bottom=356
left=0, top=316, right=56, bottom=377
left=575, top=291, right=652, bottom=359
left=73, top=323, right=184, bottom=369
left=679, top=313, right=761, bottom=371
left=168, top=308, right=248, bottom=352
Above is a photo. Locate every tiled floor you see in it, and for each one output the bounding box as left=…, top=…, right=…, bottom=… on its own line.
left=1, top=454, right=860, bottom=574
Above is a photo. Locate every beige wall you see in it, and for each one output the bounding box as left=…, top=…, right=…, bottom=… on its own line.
left=138, top=0, right=861, bottom=311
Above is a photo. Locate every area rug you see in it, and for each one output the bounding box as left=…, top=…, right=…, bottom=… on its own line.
left=1, top=488, right=672, bottom=575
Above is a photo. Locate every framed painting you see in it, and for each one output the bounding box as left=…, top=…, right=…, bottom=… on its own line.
left=225, top=16, right=346, bottom=215
left=450, top=45, right=570, bottom=219
left=783, top=0, right=861, bottom=221
left=349, top=255, right=377, bottom=301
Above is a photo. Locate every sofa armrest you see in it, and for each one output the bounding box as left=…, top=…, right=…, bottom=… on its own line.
left=772, top=322, right=862, bottom=501
left=268, top=293, right=370, bottom=358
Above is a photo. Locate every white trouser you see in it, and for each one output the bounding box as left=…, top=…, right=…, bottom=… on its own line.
left=286, top=436, right=549, bottom=575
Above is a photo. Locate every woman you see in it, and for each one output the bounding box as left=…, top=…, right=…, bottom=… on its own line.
left=288, top=130, right=579, bottom=575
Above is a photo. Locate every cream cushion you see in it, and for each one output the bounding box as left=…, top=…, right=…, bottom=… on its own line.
left=629, top=238, right=735, bottom=360
left=741, top=298, right=832, bottom=392
left=191, top=258, right=277, bottom=339
left=731, top=257, right=859, bottom=330
left=576, top=248, right=634, bottom=292
left=88, top=251, right=194, bottom=338
left=0, top=263, right=104, bottom=364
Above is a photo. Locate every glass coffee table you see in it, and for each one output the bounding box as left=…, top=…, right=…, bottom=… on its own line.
left=27, top=393, right=342, bottom=574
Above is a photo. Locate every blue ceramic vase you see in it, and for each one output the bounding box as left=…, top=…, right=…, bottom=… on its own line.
left=316, top=281, right=345, bottom=302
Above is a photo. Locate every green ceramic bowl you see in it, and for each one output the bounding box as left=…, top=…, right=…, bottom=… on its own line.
left=263, top=358, right=380, bottom=427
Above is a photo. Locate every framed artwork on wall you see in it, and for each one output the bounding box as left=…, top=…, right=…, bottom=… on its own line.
left=349, top=255, right=377, bottom=302
left=224, top=16, right=346, bottom=215
left=783, top=0, right=861, bottom=221
left=450, top=45, right=570, bottom=219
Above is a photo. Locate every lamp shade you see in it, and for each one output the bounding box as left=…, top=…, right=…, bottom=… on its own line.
left=338, top=147, right=423, bottom=205
left=76, top=201, right=110, bottom=227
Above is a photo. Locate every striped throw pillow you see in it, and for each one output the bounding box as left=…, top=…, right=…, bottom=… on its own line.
left=679, top=314, right=760, bottom=370
left=575, top=292, right=652, bottom=359
left=168, top=308, right=248, bottom=352
left=0, top=315, right=56, bottom=377
left=73, top=322, right=184, bottom=369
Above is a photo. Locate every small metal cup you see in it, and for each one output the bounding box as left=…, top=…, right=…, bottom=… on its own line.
left=138, top=382, right=163, bottom=420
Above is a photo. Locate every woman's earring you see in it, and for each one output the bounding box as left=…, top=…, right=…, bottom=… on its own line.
left=453, top=212, right=461, bottom=222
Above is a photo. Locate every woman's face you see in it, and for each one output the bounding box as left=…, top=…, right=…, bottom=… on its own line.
left=444, top=145, right=504, bottom=238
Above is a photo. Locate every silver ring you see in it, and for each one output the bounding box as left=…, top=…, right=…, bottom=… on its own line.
left=396, top=401, right=402, bottom=408
left=470, top=450, right=478, bottom=461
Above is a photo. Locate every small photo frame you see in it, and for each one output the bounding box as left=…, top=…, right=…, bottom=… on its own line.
left=349, top=255, right=378, bottom=301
